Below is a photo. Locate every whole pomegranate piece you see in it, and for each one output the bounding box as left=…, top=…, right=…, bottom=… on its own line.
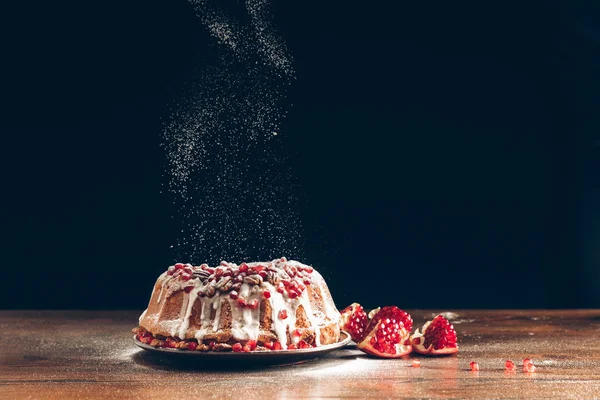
left=410, top=315, right=458, bottom=355
left=339, top=303, right=369, bottom=342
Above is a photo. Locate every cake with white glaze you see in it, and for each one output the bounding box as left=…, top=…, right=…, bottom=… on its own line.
left=134, top=258, right=341, bottom=351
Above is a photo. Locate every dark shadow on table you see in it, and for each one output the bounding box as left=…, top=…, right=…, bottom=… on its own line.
left=131, top=349, right=334, bottom=372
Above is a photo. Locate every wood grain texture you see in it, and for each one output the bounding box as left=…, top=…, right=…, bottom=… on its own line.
left=2, top=310, right=600, bottom=399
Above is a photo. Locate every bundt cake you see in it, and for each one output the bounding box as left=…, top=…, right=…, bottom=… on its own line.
left=134, top=258, right=341, bottom=351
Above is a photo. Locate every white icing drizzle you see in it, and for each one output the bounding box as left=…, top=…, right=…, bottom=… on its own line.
left=228, top=283, right=261, bottom=340
left=313, top=270, right=340, bottom=324
left=156, top=273, right=173, bottom=304
left=297, top=288, right=321, bottom=346
left=194, top=294, right=223, bottom=340
left=177, top=283, right=202, bottom=339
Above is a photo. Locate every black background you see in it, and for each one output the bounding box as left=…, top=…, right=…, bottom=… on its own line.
left=2, top=1, right=599, bottom=310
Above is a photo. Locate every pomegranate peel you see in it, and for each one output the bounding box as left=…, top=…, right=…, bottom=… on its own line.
left=368, top=307, right=381, bottom=320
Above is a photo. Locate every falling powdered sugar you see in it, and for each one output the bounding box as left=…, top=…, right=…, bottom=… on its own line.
left=161, top=0, right=303, bottom=264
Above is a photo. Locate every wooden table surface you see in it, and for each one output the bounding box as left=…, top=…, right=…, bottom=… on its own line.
left=2, top=310, right=600, bottom=399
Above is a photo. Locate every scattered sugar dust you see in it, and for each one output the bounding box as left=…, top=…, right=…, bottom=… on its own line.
left=161, top=0, right=303, bottom=264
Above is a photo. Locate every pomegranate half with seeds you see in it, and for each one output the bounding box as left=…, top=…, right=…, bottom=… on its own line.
left=410, top=315, right=458, bottom=355
left=339, top=303, right=369, bottom=342
left=366, top=306, right=413, bottom=333
left=356, top=316, right=412, bottom=358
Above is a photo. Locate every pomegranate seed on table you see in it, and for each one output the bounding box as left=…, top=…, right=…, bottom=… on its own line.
left=505, top=360, right=516, bottom=370
left=523, top=359, right=536, bottom=372
left=470, top=361, right=479, bottom=371
left=412, top=360, right=421, bottom=368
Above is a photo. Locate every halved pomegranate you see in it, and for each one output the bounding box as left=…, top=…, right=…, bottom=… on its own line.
left=339, top=303, right=369, bottom=342
left=410, top=315, right=458, bottom=355
left=356, top=317, right=412, bottom=358
left=366, top=306, right=413, bottom=336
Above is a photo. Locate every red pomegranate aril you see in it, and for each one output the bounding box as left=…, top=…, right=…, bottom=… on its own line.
left=248, top=299, right=259, bottom=309
left=247, top=340, right=257, bottom=350
left=243, top=344, right=251, bottom=352
left=412, top=360, right=421, bottom=368
left=505, top=360, right=516, bottom=370
left=232, top=343, right=243, bottom=352
left=340, top=303, right=369, bottom=343
left=470, top=361, right=479, bottom=371
left=175, top=263, right=184, bottom=269
left=263, top=290, right=271, bottom=299
left=238, top=297, right=247, bottom=307
left=184, top=286, right=194, bottom=293
left=239, top=263, right=249, bottom=273
left=303, top=279, right=311, bottom=285
left=215, top=268, right=224, bottom=278
left=287, top=290, right=298, bottom=299
left=292, top=329, right=302, bottom=338
left=298, top=340, right=309, bottom=349
left=258, top=270, right=268, bottom=279
left=524, top=363, right=536, bottom=373
left=304, top=266, right=314, bottom=273
left=277, top=282, right=285, bottom=293
left=287, top=344, right=297, bottom=350
left=181, top=275, right=191, bottom=281
left=188, top=342, right=198, bottom=351
left=253, top=265, right=265, bottom=273
left=279, top=309, right=288, bottom=320
left=229, top=290, right=239, bottom=300
left=523, top=359, right=535, bottom=372
left=264, top=341, right=274, bottom=350
left=206, top=267, right=215, bottom=274
left=273, top=342, right=282, bottom=350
